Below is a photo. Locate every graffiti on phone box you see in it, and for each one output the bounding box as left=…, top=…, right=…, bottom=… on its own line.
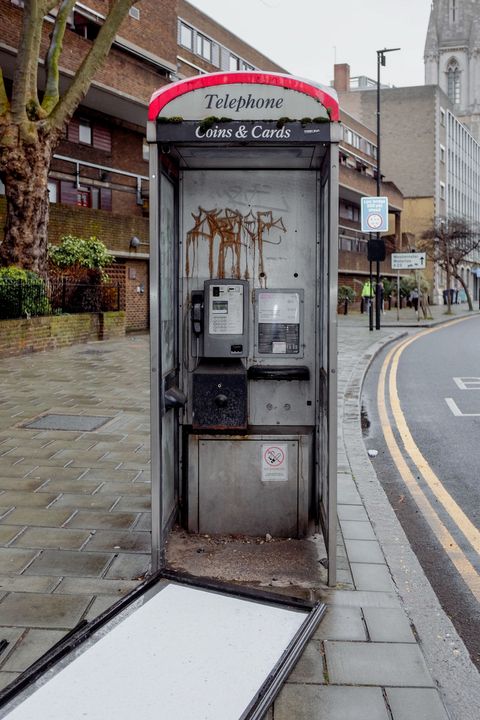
left=186, top=207, right=286, bottom=279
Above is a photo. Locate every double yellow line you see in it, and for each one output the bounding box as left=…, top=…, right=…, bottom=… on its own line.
left=378, top=317, right=480, bottom=601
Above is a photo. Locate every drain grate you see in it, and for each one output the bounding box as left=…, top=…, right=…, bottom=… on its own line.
left=24, top=414, right=113, bottom=432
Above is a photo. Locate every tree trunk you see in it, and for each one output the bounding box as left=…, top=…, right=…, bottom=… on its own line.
left=0, top=130, right=59, bottom=276
left=455, top=272, right=474, bottom=311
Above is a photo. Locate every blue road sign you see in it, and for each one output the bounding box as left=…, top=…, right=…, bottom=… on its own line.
left=361, top=196, right=389, bottom=233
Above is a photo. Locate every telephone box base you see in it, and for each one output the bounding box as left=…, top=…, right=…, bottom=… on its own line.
left=187, top=431, right=311, bottom=537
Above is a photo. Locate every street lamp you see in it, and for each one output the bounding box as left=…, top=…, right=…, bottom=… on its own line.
left=374, top=47, right=400, bottom=330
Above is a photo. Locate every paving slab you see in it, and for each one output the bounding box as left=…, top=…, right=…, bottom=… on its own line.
left=114, top=496, right=151, bottom=512
left=340, top=520, right=377, bottom=541
left=10, top=527, right=91, bottom=551
left=53, top=577, right=139, bottom=596
left=0, top=508, right=75, bottom=527
left=0, top=628, right=67, bottom=672
left=386, top=688, right=450, bottom=720
left=313, top=607, right=367, bottom=641
left=24, top=466, right=88, bottom=482
left=0, top=672, right=19, bottom=692
left=65, top=510, right=139, bottom=529
left=0, top=576, right=59, bottom=593
left=287, top=640, right=326, bottom=684
left=23, top=549, right=113, bottom=577
left=350, top=563, right=395, bottom=592
left=0, top=548, right=38, bottom=574
left=96, top=481, right=151, bottom=496
left=85, top=530, right=151, bottom=553
left=49, top=493, right=120, bottom=510
left=343, top=539, right=385, bottom=564
left=325, top=641, right=435, bottom=687
left=275, top=685, right=389, bottom=720
left=337, top=505, right=370, bottom=522
left=363, top=608, right=416, bottom=643
left=0, top=478, right=45, bottom=492
left=0, top=526, right=23, bottom=545
left=0, top=592, right=91, bottom=629
left=104, top=553, right=151, bottom=580
left=0, top=492, right=60, bottom=508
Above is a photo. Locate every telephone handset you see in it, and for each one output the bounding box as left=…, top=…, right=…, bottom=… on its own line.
left=191, top=291, right=204, bottom=337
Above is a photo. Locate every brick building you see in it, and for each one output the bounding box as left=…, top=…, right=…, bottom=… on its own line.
left=336, top=62, right=480, bottom=305
left=0, top=2, right=403, bottom=324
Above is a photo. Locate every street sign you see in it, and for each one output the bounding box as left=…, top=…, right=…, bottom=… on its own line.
left=361, top=196, right=389, bottom=233
left=391, top=252, right=426, bottom=270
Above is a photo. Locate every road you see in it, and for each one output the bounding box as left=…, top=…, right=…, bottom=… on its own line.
left=362, top=314, right=480, bottom=669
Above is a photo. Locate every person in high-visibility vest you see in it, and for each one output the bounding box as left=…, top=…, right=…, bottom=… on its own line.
left=361, top=280, right=373, bottom=313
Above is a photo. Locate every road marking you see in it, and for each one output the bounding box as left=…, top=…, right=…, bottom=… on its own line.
left=453, top=377, right=480, bottom=390
left=377, top=316, right=480, bottom=601
left=445, top=397, right=480, bottom=416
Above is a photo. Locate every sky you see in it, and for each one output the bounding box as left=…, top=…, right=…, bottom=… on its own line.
left=188, top=0, right=433, bottom=90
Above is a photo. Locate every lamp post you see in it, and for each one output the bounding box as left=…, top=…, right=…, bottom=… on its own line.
left=375, top=47, right=400, bottom=330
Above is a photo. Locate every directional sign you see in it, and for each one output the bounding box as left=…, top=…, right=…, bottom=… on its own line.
left=391, top=252, right=426, bottom=270
left=361, top=196, right=389, bottom=233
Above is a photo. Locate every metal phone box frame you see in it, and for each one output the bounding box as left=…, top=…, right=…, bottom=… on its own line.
left=147, top=72, right=340, bottom=586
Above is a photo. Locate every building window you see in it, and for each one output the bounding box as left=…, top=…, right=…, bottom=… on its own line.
left=440, top=144, right=446, bottom=163
left=71, top=12, right=100, bottom=41
left=229, top=54, right=240, bottom=71
left=440, top=181, right=446, bottom=200
left=196, top=33, right=212, bottom=61
left=179, top=22, right=193, bottom=50
left=77, top=187, right=91, bottom=207
left=450, top=0, right=456, bottom=23
left=67, top=119, right=111, bottom=152
left=48, top=180, right=58, bottom=203
left=447, top=59, right=461, bottom=104
left=440, top=107, right=446, bottom=126
left=79, top=119, right=92, bottom=145
left=60, top=181, right=112, bottom=211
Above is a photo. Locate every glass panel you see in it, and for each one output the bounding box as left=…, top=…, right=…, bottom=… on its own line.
left=202, top=37, right=212, bottom=61
left=160, top=175, right=175, bottom=375
left=160, top=174, right=176, bottom=528
left=47, top=181, right=57, bottom=203
left=79, top=122, right=92, bottom=145
left=180, top=23, right=193, bottom=49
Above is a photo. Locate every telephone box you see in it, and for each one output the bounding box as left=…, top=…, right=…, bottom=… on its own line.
left=148, top=72, right=340, bottom=585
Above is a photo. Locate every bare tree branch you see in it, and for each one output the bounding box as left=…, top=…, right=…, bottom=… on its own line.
left=48, top=0, right=136, bottom=131
left=11, top=0, right=45, bottom=124
left=420, top=215, right=480, bottom=311
left=41, top=0, right=76, bottom=115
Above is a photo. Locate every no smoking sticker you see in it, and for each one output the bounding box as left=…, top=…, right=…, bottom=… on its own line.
left=261, top=444, right=288, bottom=482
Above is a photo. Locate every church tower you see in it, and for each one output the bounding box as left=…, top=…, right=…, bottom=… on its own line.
left=425, top=0, right=480, bottom=139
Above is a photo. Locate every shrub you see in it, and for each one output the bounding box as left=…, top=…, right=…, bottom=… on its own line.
left=338, top=285, right=356, bottom=304
left=48, top=235, right=114, bottom=282
left=0, top=266, right=51, bottom=318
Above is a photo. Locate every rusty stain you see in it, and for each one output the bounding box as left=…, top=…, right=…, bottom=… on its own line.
left=186, top=207, right=286, bottom=280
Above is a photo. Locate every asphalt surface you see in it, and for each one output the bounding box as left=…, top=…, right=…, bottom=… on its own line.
left=362, top=314, right=480, bottom=669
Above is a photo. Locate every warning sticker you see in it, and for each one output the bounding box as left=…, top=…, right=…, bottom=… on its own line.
left=261, top=444, right=288, bottom=482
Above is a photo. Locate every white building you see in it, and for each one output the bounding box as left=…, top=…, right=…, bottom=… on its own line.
left=425, top=0, right=480, bottom=142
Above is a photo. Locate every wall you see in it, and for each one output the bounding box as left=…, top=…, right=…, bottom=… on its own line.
left=338, top=85, right=441, bottom=199
left=0, top=312, right=126, bottom=359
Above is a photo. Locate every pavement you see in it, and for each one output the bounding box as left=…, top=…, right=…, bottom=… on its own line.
left=0, top=303, right=480, bottom=718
